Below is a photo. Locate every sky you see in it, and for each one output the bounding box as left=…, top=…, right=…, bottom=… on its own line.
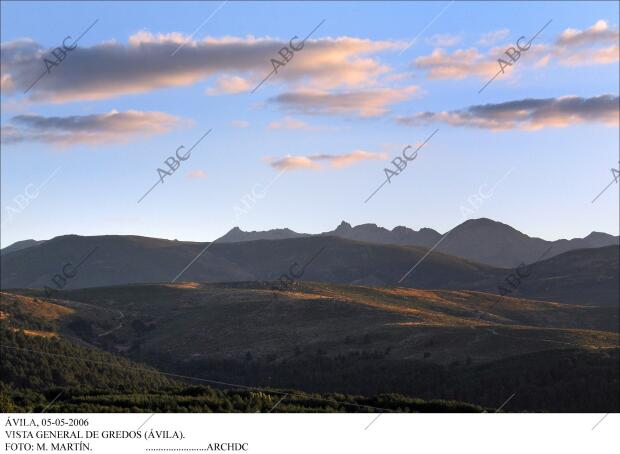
left=1, top=0, right=619, bottom=248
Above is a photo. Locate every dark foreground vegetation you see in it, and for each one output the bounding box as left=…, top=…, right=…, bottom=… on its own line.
left=0, top=327, right=484, bottom=413
left=152, top=347, right=620, bottom=413
left=1, top=288, right=618, bottom=413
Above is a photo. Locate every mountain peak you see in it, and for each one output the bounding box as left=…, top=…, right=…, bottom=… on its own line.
left=335, top=221, right=353, bottom=232
left=1, top=239, right=46, bottom=255
left=216, top=226, right=306, bottom=243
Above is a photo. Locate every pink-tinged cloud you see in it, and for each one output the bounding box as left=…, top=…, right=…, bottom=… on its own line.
left=556, top=20, right=618, bottom=47
left=267, top=116, right=313, bottom=130
left=414, top=48, right=499, bottom=80
left=477, top=29, right=510, bottom=46
left=269, top=86, right=419, bottom=117
left=1, top=110, right=184, bottom=146
left=396, top=95, right=619, bottom=131
left=414, top=20, right=619, bottom=80
left=426, top=33, right=462, bottom=47
left=186, top=170, right=207, bottom=179
left=267, top=156, right=321, bottom=171
left=1, top=33, right=404, bottom=103
left=231, top=120, right=250, bottom=128
left=266, top=150, right=388, bottom=171
left=206, top=75, right=251, bottom=95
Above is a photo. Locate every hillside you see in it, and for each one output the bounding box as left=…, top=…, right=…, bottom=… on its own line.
left=3, top=282, right=618, bottom=412
left=2, top=234, right=618, bottom=307
left=497, top=245, right=620, bottom=305
left=0, top=292, right=483, bottom=413
left=0, top=234, right=497, bottom=290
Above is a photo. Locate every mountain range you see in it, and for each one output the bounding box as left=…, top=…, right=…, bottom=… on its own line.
left=215, top=218, right=618, bottom=268
left=8, top=218, right=616, bottom=269
left=2, top=217, right=618, bottom=413
left=1, top=219, right=618, bottom=307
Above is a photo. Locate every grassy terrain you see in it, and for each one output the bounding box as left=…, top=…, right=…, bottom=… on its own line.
left=0, top=292, right=484, bottom=413
left=1, top=283, right=618, bottom=412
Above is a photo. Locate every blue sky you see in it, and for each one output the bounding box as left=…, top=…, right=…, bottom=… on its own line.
left=1, top=0, right=619, bottom=248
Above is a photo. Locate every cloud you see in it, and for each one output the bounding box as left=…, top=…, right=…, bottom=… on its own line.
left=554, top=44, right=619, bottom=66
left=414, top=20, right=619, bottom=80
left=186, top=170, right=207, bottom=179
left=267, top=116, right=314, bottom=130
left=230, top=120, right=250, bottom=128
left=414, top=48, right=498, bottom=80
left=1, top=33, right=404, bottom=103
left=552, top=20, right=619, bottom=66
left=426, top=33, right=462, bottom=47
left=396, top=95, right=619, bottom=131
left=269, top=85, right=419, bottom=117
left=556, top=19, right=618, bottom=47
left=266, top=156, right=321, bottom=171
left=266, top=150, right=388, bottom=171
left=1, top=110, right=183, bottom=145
left=206, top=75, right=251, bottom=95
left=478, top=29, right=510, bottom=46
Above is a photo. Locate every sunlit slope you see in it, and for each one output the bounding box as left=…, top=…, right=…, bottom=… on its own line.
left=10, top=281, right=618, bottom=366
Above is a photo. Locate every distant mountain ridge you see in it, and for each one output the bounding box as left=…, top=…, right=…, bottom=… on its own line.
left=216, top=227, right=308, bottom=243
left=0, top=239, right=45, bottom=255
left=211, top=218, right=618, bottom=268
left=1, top=233, right=618, bottom=306
left=3, top=218, right=618, bottom=269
